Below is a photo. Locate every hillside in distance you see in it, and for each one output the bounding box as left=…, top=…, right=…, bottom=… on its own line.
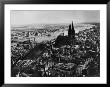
left=11, top=23, right=100, bottom=43
left=11, top=23, right=69, bottom=31
left=11, top=22, right=99, bottom=32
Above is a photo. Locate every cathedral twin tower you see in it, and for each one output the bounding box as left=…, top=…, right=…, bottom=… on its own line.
left=68, top=21, right=75, bottom=46
left=68, top=21, right=75, bottom=39
left=54, top=21, right=75, bottom=47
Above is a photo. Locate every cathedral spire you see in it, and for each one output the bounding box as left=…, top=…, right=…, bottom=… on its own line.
left=68, top=24, right=71, bottom=37
left=72, top=21, right=74, bottom=30
left=68, top=21, right=75, bottom=38
left=72, top=21, right=75, bottom=35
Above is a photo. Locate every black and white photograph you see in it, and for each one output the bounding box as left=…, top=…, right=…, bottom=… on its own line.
left=11, top=10, right=100, bottom=77
left=4, top=4, right=106, bottom=84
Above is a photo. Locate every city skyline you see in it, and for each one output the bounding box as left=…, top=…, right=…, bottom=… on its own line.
left=11, top=10, right=100, bottom=26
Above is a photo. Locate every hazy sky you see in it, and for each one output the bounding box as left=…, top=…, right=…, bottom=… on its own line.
left=11, top=10, right=100, bottom=25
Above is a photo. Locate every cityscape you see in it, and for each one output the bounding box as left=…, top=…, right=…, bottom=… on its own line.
left=11, top=10, right=100, bottom=77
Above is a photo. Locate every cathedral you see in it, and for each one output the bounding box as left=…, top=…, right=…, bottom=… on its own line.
left=54, top=21, right=75, bottom=48
left=16, top=21, right=76, bottom=61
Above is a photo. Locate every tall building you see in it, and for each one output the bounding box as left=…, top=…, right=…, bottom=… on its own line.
left=68, top=21, right=75, bottom=46
left=71, top=21, right=75, bottom=39
left=54, top=21, right=75, bottom=47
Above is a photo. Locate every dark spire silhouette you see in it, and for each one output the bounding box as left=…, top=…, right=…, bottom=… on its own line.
left=72, top=21, right=74, bottom=30
left=68, top=21, right=75, bottom=38
left=68, top=24, right=72, bottom=37
left=69, top=24, right=71, bottom=30
left=72, top=21, right=75, bottom=37
left=67, top=21, right=75, bottom=46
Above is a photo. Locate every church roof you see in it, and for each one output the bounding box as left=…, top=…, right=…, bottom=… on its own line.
left=53, top=21, right=75, bottom=48
left=53, top=35, right=70, bottom=48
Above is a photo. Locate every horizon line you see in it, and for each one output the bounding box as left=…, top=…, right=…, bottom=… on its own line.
left=11, top=22, right=100, bottom=27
